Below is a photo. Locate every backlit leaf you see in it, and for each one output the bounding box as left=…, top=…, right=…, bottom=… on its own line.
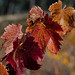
left=48, top=0, right=75, bottom=36
left=1, top=23, right=23, bottom=54
left=26, top=13, right=62, bottom=54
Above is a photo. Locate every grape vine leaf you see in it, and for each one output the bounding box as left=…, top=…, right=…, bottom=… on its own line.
left=6, top=34, right=43, bottom=75
left=29, top=6, right=44, bottom=18
left=1, top=23, right=23, bottom=54
left=26, top=13, right=62, bottom=54
left=48, top=0, right=75, bottom=36
left=0, top=62, right=8, bottom=75
left=26, top=6, right=44, bottom=26
left=44, top=14, right=63, bottom=54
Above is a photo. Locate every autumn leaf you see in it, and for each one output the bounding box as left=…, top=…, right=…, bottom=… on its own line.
left=26, top=6, right=44, bottom=26
left=1, top=23, right=23, bottom=54
left=0, top=62, right=8, bottom=75
left=26, top=13, right=62, bottom=54
left=48, top=0, right=75, bottom=36
left=6, top=34, right=43, bottom=75
left=27, top=23, right=50, bottom=52
left=29, top=6, right=44, bottom=18
left=44, top=14, right=63, bottom=54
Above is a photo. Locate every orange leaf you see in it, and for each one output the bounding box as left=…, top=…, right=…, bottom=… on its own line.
left=30, top=23, right=51, bottom=52
left=49, top=0, right=75, bottom=36
left=26, top=13, right=62, bottom=54
left=0, top=63, right=8, bottom=75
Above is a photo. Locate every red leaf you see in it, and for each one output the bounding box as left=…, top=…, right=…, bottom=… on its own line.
left=6, top=34, right=43, bottom=75
left=1, top=23, right=23, bottom=54
left=44, top=14, right=63, bottom=54
left=26, top=13, right=62, bottom=54
left=43, top=14, right=62, bottom=31
left=30, top=23, right=51, bottom=52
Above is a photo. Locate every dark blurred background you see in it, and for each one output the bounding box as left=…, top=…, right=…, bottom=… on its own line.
left=0, top=0, right=75, bottom=15
left=0, top=0, right=75, bottom=75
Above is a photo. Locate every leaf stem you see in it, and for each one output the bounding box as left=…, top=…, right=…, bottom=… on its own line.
left=63, top=5, right=66, bottom=9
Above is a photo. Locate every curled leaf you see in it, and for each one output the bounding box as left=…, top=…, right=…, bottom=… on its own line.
left=26, top=6, right=44, bottom=26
